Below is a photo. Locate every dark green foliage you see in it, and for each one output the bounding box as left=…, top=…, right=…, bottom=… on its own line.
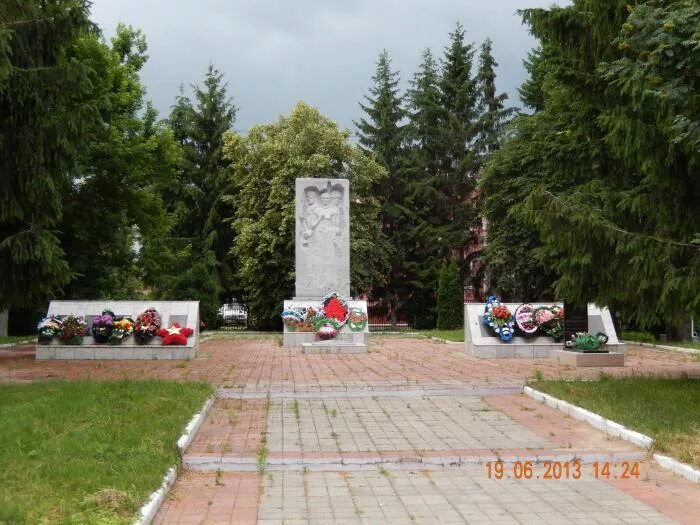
left=162, top=65, right=237, bottom=324
left=60, top=25, right=180, bottom=301
left=227, top=102, right=390, bottom=329
left=354, top=50, right=409, bottom=321
left=482, top=0, right=699, bottom=328
left=437, top=260, right=462, bottom=329
left=0, top=0, right=99, bottom=309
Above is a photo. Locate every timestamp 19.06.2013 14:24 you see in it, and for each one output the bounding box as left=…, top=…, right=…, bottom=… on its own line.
left=486, top=461, right=641, bottom=480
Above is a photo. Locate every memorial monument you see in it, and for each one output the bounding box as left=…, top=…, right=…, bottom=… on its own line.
left=282, top=178, right=369, bottom=352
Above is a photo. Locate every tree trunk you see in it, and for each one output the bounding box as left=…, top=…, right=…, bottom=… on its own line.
left=0, top=309, right=8, bottom=337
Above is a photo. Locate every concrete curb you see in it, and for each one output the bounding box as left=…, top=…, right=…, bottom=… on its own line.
left=524, top=386, right=700, bottom=484
left=133, top=467, right=177, bottom=525
left=217, top=385, right=524, bottom=399
left=134, top=394, right=216, bottom=525
left=0, top=339, right=34, bottom=348
left=524, top=387, right=652, bottom=448
left=623, top=340, right=700, bottom=355
left=184, top=450, right=646, bottom=472
left=653, top=454, right=700, bottom=483
left=177, top=396, right=215, bottom=453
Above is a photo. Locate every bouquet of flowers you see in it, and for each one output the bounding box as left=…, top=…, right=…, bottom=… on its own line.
left=134, top=308, right=161, bottom=344
left=91, top=310, right=114, bottom=343
left=59, top=315, right=87, bottom=345
left=534, top=305, right=564, bottom=341
left=514, top=304, right=538, bottom=336
left=281, top=309, right=305, bottom=331
left=348, top=308, right=368, bottom=332
left=565, top=331, right=609, bottom=352
left=110, top=317, right=134, bottom=344
left=37, top=315, right=62, bottom=343
left=483, top=296, right=515, bottom=342
left=316, top=324, right=338, bottom=341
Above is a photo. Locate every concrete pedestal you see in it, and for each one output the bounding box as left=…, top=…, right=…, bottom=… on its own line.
left=550, top=349, right=625, bottom=367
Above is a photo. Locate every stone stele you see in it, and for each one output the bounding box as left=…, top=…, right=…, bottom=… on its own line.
left=295, top=178, right=350, bottom=300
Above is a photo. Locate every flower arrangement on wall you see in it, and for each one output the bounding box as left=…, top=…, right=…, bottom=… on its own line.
left=533, top=305, right=565, bottom=341
left=134, top=308, right=161, bottom=344
left=59, top=315, right=88, bottom=345
left=37, top=315, right=62, bottom=343
left=91, top=311, right=115, bottom=343
left=281, top=292, right=364, bottom=340
left=483, top=296, right=515, bottom=342
left=157, top=322, right=193, bottom=345
left=110, top=318, right=134, bottom=344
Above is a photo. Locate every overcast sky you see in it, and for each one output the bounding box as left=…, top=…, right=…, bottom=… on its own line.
left=90, top=1, right=568, bottom=135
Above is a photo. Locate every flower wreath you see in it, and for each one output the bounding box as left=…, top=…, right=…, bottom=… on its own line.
left=281, top=292, right=352, bottom=340
left=134, top=308, right=161, bottom=343
left=156, top=322, right=193, bottom=346
left=91, top=310, right=115, bottom=343
left=110, top=317, right=134, bottom=344
left=37, top=315, right=62, bottom=343
left=348, top=308, right=368, bottom=332
left=59, top=315, right=88, bottom=344
left=483, top=295, right=515, bottom=342
left=533, top=305, right=564, bottom=341
left=565, top=332, right=608, bottom=352
left=514, top=304, right=538, bottom=336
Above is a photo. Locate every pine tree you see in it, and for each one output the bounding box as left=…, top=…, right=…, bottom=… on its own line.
left=0, top=1, right=99, bottom=313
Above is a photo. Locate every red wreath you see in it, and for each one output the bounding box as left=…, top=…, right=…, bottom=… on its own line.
left=156, top=323, right=193, bottom=346
left=323, top=297, right=348, bottom=322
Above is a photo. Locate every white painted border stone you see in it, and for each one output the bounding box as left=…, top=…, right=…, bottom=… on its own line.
left=524, top=386, right=700, bottom=484
left=133, top=394, right=215, bottom=525
left=623, top=340, right=700, bottom=356
left=133, top=467, right=177, bottom=525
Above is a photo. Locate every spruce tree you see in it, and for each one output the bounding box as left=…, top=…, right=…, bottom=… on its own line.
left=165, top=65, right=237, bottom=323
left=401, top=48, right=446, bottom=327
left=0, top=1, right=99, bottom=312
left=437, top=260, right=462, bottom=329
left=475, top=38, right=514, bottom=164
left=354, top=50, right=407, bottom=322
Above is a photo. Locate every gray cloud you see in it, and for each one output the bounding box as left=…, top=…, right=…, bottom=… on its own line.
left=91, top=0, right=568, bottom=134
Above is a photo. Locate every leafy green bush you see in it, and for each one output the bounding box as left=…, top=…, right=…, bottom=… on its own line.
left=623, top=330, right=655, bottom=344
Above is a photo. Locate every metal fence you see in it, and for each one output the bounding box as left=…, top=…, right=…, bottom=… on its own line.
left=367, top=301, right=414, bottom=332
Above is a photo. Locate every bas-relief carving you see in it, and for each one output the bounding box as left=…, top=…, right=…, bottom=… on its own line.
left=295, top=179, right=350, bottom=297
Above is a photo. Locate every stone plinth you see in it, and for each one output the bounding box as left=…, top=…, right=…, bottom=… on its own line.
left=464, top=302, right=626, bottom=359
left=36, top=300, right=199, bottom=360
left=302, top=342, right=367, bottom=354
left=550, top=349, right=625, bottom=367
left=295, top=178, right=350, bottom=299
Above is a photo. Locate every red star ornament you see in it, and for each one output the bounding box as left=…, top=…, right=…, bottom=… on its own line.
left=156, top=322, right=194, bottom=345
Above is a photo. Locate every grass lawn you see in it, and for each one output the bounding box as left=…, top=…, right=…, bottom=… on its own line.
left=531, top=376, right=700, bottom=468
left=0, top=380, right=213, bottom=524
left=418, top=329, right=464, bottom=342
left=0, top=335, right=35, bottom=346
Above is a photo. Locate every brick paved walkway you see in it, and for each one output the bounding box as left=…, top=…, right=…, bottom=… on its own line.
left=4, top=336, right=700, bottom=523
left=2, top=337, right=699, bottom=388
